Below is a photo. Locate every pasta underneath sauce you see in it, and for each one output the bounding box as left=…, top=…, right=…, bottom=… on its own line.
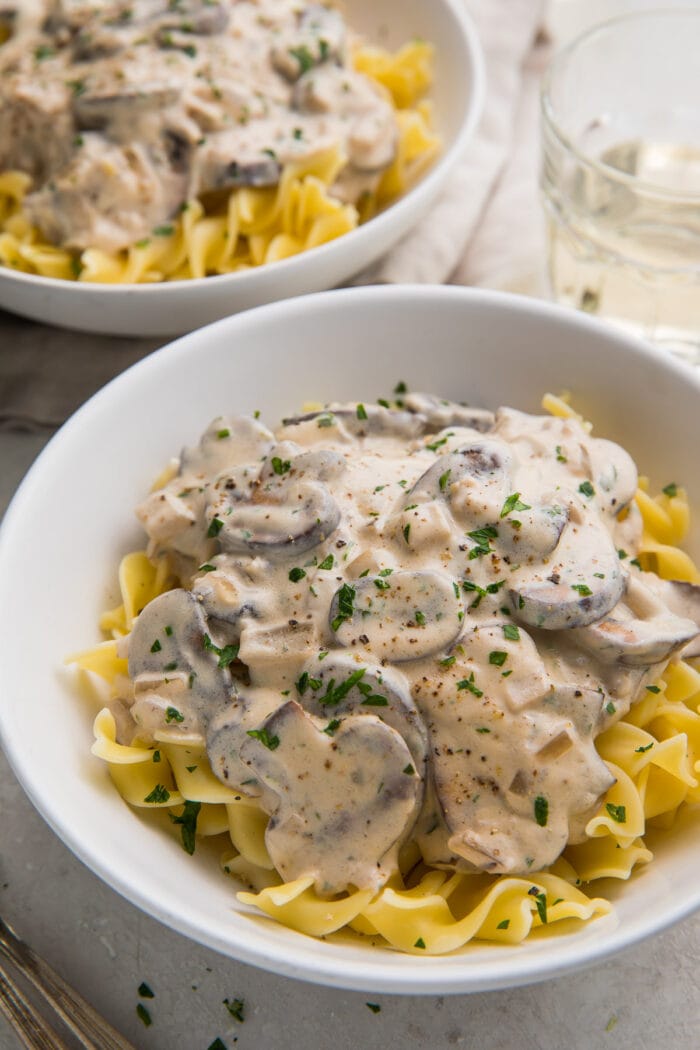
left=0, top=2, right=438, bottom=282
left=70, top=392, right=700, bottom=953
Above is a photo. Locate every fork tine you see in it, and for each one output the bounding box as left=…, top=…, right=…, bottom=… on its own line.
left=0, top=963, right=72, bottom=1050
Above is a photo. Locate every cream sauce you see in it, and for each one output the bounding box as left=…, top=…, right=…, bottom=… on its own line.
left=0, top=1, right=397, bottom=251
left=120, top=396, right=700, bottom=895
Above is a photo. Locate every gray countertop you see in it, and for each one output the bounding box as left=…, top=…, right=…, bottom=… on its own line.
left=0, top=308, right=699, bottom=1050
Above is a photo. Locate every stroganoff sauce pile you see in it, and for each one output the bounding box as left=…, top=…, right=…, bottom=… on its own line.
left=114, top=394, right=700, bottom=897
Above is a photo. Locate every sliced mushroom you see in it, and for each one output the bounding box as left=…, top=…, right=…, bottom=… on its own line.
left=296, top=653, right=428, bottom=775
left=571, top=574, right=700, bottom=665
left=403, top=393, right=495, bottom=433
left=585, top=437, right=638, bottom=515
left=239, top=700, right=420, bottom=895
left=271, top=4, right=346, bottom=81
left=509, top=515, right=626, bottom=630
left=497, top=501, right=569, bottom=561
left=192, top=567, right=261, bottom=627
left=205, top=689, right=279, bottom=794
left=448, top=622, right=553, bottom=711
left=281, top=404, right=425, bottom=441
left=127, top=587, right=235, bottom=737
left=179, top=415, right=275, bottom=477
left=408, top=439, right=513, bottom=505
left=74, top=84, right=180, bottom=130
left=329, top=570, right=463, bottom=661
left=156, top=0, right=230, bottom=36
left=191, top=138, right=282, bottom=193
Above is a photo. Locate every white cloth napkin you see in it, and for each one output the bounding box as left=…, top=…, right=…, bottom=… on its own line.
left=356, top=0, right=549, bottom=293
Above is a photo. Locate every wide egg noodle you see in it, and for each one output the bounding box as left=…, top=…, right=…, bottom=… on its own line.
left=0, top=45, right=439, bottom=284
left=68, top=400, right=700, bottom=955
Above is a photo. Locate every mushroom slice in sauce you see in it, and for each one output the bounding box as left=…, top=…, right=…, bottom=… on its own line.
left=508, top=515, right=626, bottom=630
left=179, top=415, right=275, bottom=477
left=403, top=393, right=495, bottom=433
left=408, top=439, right=513, bottom=512
left=329, top=570, right=464, bottom=662
left=127, top=587, right=235, bottom=739
left=639, top=575, right=700, bottom=657
left=445, top=622, right=554, bottom=712
left=239, top=700, right=420, bottom=896
left=73, top=84, right=180, bottom=130
left=571, top=574, right=700, bottom=666
left=271, top=4, right=346, bottom=81
left=190, top=138, right=282, bottom=193
left=585, top=437, right=638, bottom=515
left=497, top=501, right=569, bottom=561
left=296, top=653, right=428, bottom=775
left=280, top=404, right=425, bottom=441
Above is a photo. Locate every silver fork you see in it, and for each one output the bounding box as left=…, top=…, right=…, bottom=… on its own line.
left=0, top=916, right=136, bottom=1050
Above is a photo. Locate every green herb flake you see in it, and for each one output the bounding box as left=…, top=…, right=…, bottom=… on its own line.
left=635, top=742, right=654, bottom=753
left=246, top=728, right=280, bottom=751
left=630, top=558, right=642, bottom=569
left=578, top=480, right=595, bottom=499
left=440, top=655, right=456, bottom=668
left=216, top=428, right=230, bottom=439
left=169, top=799, right=201, bottom=855
left=500, top=492, right=531, bottom=517
left=317, top=414, right=335, bottom=429
left=186, top=765, right=197, bottom=773
left=617, top=549, right=628, bottom=560
left=165, top=707, right=185, bottom=724
left=331, top=582, right=356, bottom=631
left=457, top=673, right=483, bottom=698
left=150, top=639, right=162, bottom=653
left=163, top=661, right=178, bottom=672
left=403, top=523, right=411, bottom=544
left=606, top=803, right=627, bottom=824
left=555, top=445, right=567, bottom=463
left=320, top=668, right=368, bottom=706
left=534, top=892, right=548, bottom=924
left=394, top=381, right=407, bottom=395
left=207, top=516, right=224, bottom=538
left=271, top=456, right=291, bottom=475
left=605, top=1015, right=618, bottom=1033
left=374, top=578, right=390, bottom=591
left=534, top=795, right=548, bottom=827
left=356, top=403, right=368, bottom=421
left=207, top=1040, right=226, bottom=1050
left=377, top=398, right=391, bottom=408
left=152, top=750, right=161, bottom=763
left=366, top=1002, right=382, bottom=1014
left=136, top=1003, right=152, bottom=1027
left=144, top=784, right=170, bottom=804
left=138, top=982, right=154, bottom=999
left=361, top=694, right=389, bottom=707
left=475, top=727, right=490, bottom=734
left=199, top=563, right=217, bottom=573
left=414, top=610, right=426, bottom=626
left=496, top=919, right=510, bottom=930
left=571, top=583, right=593, bottom=596
left=502, top=624, right=520, bottom=642
left=224, top=998, right=245, bottom=1022
left=164, top=625, right=173, bottom=636
left=289, top=43, right=314, bottom=72
left=35, top=44, right=56, bottom=60
left=323, top=718, right=341, bottom=736
left=489, top=650, right=507, bottom=667
left=318, top=554, right=334, bottom=571
left=288, top=566, right=306, bottom=583
left=606, top=702, right=616, bottom=715
left=663, top=483, right=678, bottom=498
left=134, top=238, right=151, bottom=249
left=153, top=224, right=174, bottom=237
left=646, top=684, right=661, bottom=694
left=414, top=937, right=426, bottom=949
left=439, top=469, right=452, bottom=493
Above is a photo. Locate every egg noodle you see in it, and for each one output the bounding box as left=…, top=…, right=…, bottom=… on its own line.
left=0, top=42, right=438, bottom=284
left=68, top=396, right=700, bottom=955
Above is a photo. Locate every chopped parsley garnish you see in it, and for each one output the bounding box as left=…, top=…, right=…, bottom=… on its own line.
left=150, top=639, right=162, bottom=653
left=533, top=891, right=547, bottom=924
left=571, top=583, right=593, bottom=596
left=216, top=428, right=230, bottom=439
left=663, top=482, right=678, bottom=498
left=165, top=707, right=184, bottom=724
left=496, top=919, right=510, bottom=930
left=246, top=728, right=280, bottom=751
left=630, top=558, right=642, bottom=569
left=374, top=578, right=391, bottom=590
left=606, top=702, right=616, bottom=715
left=394, top=381, right=407, bottom=395
left=366, top=1002, right=382, bottom=1014
left=475, top=727, right=490, bottom=734
left=578, top=480, right=595, bottom=499
left=555, top=445, right=567, bottom=463
left=289, top=44, right=314, bottom=73
left=271, top=456, right=291, bottom=475
left=289, top=566, right=306, bottom=582
left=331, top=582, right=355, bottom=631
left=457, top=673, right=483, bottom=698
left=293, top=127, right=303, bottom=140
left=403, top=523, right=411, bottom=544
left=163, top=661, right=178, bottom=672
left=361, top=694, right=388, bottom=707
left=153, top=224, right=174, bottom=237
left=169, top=800, right=201, bottom=855
left=378, top=568, right=393, bottom=577
left=35, top=44, right=56, bottom=60
left=500, top=493, right=531, bottom=517
left=356, top=403, right=368, bottom=420
left=635, top=742, right=654, bottom=753
left=134, top=238, right=151, bottom=249
left=203, top=633, right=239, bottom=668
left=439, top=469, right=451, bottom=492
left=403, top=764, right=415, bottom=775
left=377, top=398, right=391, bottom=408
left=489, top=650, right=507, bottom=667
left=165, top=625, right=173, bottom=636
left=646, top=684, right=661, bottom=694
left=425, top=435, right=448, bottom=452
left=138, top=982, right=154, bottom=999
left=534, top=796, right=548, bottom=827
left=317, top=413, right=335, bottom=428
left=318, top=554, right=334, bottom=571
left=414, top=937, right=426, bottom=949
left=414, top=610, right=426, bottom=626
left=296, top=671, right=309, bottom=695
left=199, top=563, right=217, bottom=573
left=67, top=78, right=86, bottom=96
left=207, top=516, right=224, bottom=537
left=207, top=1040, right=226, bottom=1050
left=323, top=719, right=341, bottom=736
left=617, top=549, right=628, bottom=560
left=136, top=1003, right=152, bottom=1027
left=144, top=784, right=170, bottom=804
left=467, top=524, right=498, bottom=559
left=224, top=998, right=245, bottom=1022
left=319, top=668, right=367, bottom=706
left=440, top=655, right=456, bottom=668
left=606, top=803, right=627, bottom=824
left=502, top=624, right=520, bottom=642
left=152, top=750, right=161, bottom=763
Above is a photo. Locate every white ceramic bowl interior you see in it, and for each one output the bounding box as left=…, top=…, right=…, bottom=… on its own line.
left=0, top=0, right=484, bottom=337
left=2, top=287, right=699, bottom=994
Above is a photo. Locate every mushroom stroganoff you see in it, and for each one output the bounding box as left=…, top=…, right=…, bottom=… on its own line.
left=76, top=394, right=700, bottom=952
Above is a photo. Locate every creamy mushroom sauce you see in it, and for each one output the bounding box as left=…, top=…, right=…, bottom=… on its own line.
left=0, top=0, right=397, bottom=251
left=116, top=395, right=700, bottom=897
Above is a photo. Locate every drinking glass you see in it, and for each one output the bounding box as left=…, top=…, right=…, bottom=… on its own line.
left=541, top=10, right=700, bottom=363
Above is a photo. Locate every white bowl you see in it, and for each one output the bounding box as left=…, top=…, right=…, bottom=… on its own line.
left=0, top=0, right=483, bottom=337
left=1, top=286, right=699, bottom=994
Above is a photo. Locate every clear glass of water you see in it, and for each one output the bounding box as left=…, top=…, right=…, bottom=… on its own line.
left=541, top=10, right=700, bottom=363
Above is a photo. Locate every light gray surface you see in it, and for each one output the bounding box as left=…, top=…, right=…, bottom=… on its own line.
left=0, top=315, right=699, bottom=1050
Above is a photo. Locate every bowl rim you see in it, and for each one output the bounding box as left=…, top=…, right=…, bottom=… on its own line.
left=2, top=285, right=700, bottom=994
left=0, top=0, right=485, bottom=299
